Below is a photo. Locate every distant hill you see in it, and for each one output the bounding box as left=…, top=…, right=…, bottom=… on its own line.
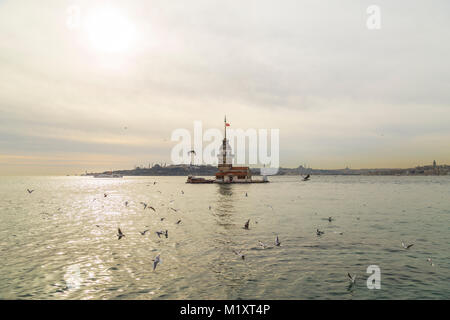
left=83, top=163, right=450, bottom=176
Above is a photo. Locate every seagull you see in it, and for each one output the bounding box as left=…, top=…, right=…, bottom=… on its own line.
left=258, top=241, right=269, bottom=249
left=427, top=258, right=435, bottom=266
left=316, top=229, right=324, bottom=236
left=170, top=208, right=178, bottom=212
left=302, top=174, right=310, bottom=181
left=155, top=230, right=168, bottom=239
left=176, top=220, right=181, bottom=225
left=148, top=206, right=156, bottom=212
left=244, top=219, right=250, bottom=230
left=233, top=250, right=245, bottom=260
left=117, top=228, right=125, bottom=240
left=152, top=254, right=161, bottom=271
left=27, top=189, right=34, bottom=194
left=275, top=235, right=281, bottom=246
left=348, top=273, right=357, bottom=285
left=140, top=229, right=149, bottom=235
left=401, top=241, right=414, bottom=249
left=140, top=202, right=148, bottom=210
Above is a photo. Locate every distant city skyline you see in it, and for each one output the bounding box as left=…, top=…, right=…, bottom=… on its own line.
left=1, top=0, right=450, bottom=175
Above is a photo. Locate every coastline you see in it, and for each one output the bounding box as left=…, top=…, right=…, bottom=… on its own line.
left=82, top=163, right=450, bottom=177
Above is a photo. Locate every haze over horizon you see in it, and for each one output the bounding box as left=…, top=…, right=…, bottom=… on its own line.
left=1, top=0, right=449, bottom=175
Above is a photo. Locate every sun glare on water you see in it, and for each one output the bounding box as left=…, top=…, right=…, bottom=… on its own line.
left=84, top=7, right=137, bottom=54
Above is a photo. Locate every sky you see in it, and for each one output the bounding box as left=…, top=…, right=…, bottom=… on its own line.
left=0, top=0, right=449, bottom=175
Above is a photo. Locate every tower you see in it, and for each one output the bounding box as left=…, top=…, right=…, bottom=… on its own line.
left=217, top=116, right=233, bottom=171
left=214, top=116, right=252, bottom=183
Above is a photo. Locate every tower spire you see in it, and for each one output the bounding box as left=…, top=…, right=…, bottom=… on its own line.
left=224, top=115, right=227, bottom=140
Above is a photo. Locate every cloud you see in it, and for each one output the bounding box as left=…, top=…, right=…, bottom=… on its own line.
left=0, top=0, right=449, bottom=174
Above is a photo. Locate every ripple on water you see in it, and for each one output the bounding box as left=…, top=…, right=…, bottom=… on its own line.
left=0, top=176, right=449, bottom=299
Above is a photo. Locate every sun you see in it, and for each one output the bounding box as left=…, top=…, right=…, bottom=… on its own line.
left=84, top=7, right=137, bottom=54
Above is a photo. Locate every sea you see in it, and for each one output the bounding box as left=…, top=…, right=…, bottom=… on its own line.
left=0, top=175, right=449, bottom=299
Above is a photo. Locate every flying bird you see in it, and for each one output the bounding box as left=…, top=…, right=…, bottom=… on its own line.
left=244, top=219, right=250, bottom=230
left=258, top=240, right=269, bottom=249
left=176, top=220, right=181, bottom=225
left=140, top=202, right=148, bottom=210
left=155, top=230, right=168, bottom=239
left=401, top=241, right=414, bottom=249
left=104, top=193, right=108, bottom=198
left=316, top=229, right=324, bottom=236
left=140, top=229, right=149, bottom=235
left=27, top=189, right=34, bottom=194
left=302, top=174, right=310, bottom=181
left=348, top=273, right=357, bottom=285
left=170, top=208, right=178, bottom=212
left=148, top=206, right=156, bottom=212
left=233, top=250, right=245, bottom=260
left=152, top=254, right=161, bottom=271
left=117, top=228, right=125, bottom=240
left=275, top=235, right=281, bottom=246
